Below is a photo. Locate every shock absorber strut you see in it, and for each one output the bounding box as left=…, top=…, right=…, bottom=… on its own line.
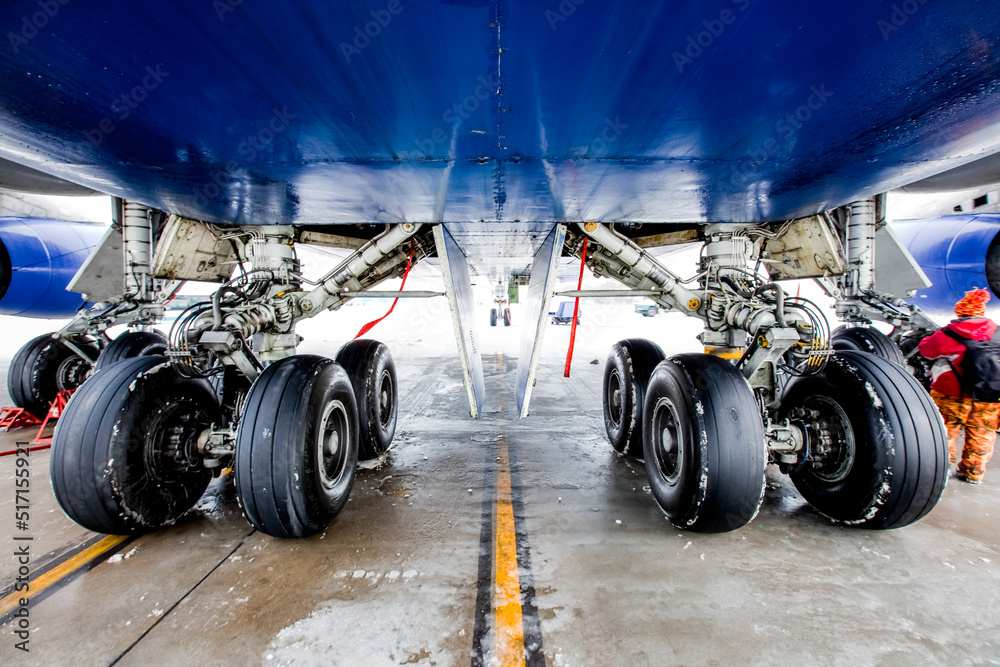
left=123, top=201, right=153, bottom=300
left=846, top=199, right=876, bottom=295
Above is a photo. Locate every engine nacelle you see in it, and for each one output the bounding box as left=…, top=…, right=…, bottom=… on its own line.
left=892, top=213, right=1000, bottom=314
left=0, top=217, right=104, bottom=318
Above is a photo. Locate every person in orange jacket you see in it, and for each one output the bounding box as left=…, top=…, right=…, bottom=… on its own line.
left=919, top=288, right=999, bottom=484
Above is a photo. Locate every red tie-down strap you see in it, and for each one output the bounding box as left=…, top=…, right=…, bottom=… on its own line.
left=564, top=237, right=588, bottom=378
left=354, top=240, right=416, bottom=339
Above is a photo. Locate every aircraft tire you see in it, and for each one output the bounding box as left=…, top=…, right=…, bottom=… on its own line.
left=781, top=350, right=948, bottom=529
left=490, top=308, right=497, bottom=327
left=642, top=353, right=767, bottom=532
left=898, top=330, right=933, bottom=391
left=9, top=332, right=97, bottom=418
left=51, top=356, right=216, bottom=534
left=831, top=325, right=904, bottom=365
left=336, top=339, right=397, bottom=459
left=94, top=330, right=168, bottom=372
left=235, top=355, right=358, bottom=538
left=503, top=308, right=511, bottom=326
left=603, top=339, right=666, bottom=457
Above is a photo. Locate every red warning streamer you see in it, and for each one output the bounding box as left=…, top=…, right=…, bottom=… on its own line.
left=354, top=241, right=415, bottom=339
left=564, top=237, right=588, bottom=378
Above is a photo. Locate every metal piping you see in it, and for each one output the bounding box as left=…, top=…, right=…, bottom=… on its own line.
left=303, top=223, right=422, bottom=311
left=576, top=223, right=700, bottom=312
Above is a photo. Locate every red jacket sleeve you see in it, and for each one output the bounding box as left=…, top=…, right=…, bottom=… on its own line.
left=919, top=328, right=961, bottom=359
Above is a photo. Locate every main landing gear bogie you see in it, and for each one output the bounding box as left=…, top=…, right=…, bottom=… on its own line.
left=601, top=336, right=947, bottom=533
left=51, top=344, right=392, bottom=538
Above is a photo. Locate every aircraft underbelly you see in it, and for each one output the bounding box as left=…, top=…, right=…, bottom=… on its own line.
left=0, top=2, right=998, bottom=230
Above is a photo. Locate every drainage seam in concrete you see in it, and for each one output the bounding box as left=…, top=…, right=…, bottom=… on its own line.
left=109, top=529, right=255, bottom=666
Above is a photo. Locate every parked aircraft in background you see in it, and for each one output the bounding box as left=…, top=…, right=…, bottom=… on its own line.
left=1, top=1, right=999, bottom=540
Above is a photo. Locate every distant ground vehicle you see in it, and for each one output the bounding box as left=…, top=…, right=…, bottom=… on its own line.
left=635, top=304, right=659, bottom=317
left=551, top=301, right=581, bottom=325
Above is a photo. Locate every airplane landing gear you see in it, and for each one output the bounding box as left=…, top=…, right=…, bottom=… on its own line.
left=51, top=356, right=219, bottom=534
left=46, top=214, right=429, bottom=538
left=579, top=199, right=948, bottom=532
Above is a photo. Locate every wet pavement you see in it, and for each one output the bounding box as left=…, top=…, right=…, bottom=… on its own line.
left=0, top=302, right=998, bottom=666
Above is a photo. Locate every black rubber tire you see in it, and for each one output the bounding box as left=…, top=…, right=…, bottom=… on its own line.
left=603, top=339, right=666, bottom=457
left=642, top=354, right=767, bottom=532
left=898, top=330, right=933, bottom=391
left=780, top=350, right=948, bottom=529
left=831, top=326, right=904, bottom=365
left=50, top=356, right=218, bottom=534
left=94, top=330, right=168, bottom=372
left=490, top=309, right=497, bottom=327
left=8, top=333, right=97, bottom=418
left=336, top=339, right=397, bottom=460
left=235, top=355, right=359, bottom=538
left=503, top=308, right=511, bottom=326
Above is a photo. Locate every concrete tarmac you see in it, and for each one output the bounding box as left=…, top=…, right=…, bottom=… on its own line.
left=0, top=301, right=998, bottom=666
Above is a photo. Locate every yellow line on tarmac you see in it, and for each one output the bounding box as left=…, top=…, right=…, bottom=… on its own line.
left=494, top=434, right=525, bottom=667
left=0, top=535, right=128, bottom=618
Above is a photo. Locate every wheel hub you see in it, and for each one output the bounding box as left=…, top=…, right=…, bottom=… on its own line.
left=651, top=397, right=684, bottom=484
left=607, top=369, right=623, bottom=428
left=144, top=399, right=209, bottom=482
left=318, top=399, right=350, bottom=489
left=378, top=369, right=394, bottom=428
left=796, top=397, right=855, bottom=483
left=55, top=353, right=91, bottom=392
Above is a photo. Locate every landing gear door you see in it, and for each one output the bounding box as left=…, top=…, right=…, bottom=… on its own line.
left=433, top=224, right=486, bottom=419
left=515, top=224, right=566, bottom=418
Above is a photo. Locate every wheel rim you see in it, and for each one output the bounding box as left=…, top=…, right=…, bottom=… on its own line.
left=377, top=368, right=394, bottom=429
left=650, top=396, right=684, bottom=485
left=800, top=396, right=855, bottom=483
left=55, top=353, right=90, bottom=391
left=143, top=397, right=210, bottom=482
left=318, top=399, right=350, bottom=489
left=606, top=369, right=623, bottom=429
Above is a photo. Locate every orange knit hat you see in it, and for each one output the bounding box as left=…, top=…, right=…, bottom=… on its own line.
left=955, top=288, right=991, bottom=317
